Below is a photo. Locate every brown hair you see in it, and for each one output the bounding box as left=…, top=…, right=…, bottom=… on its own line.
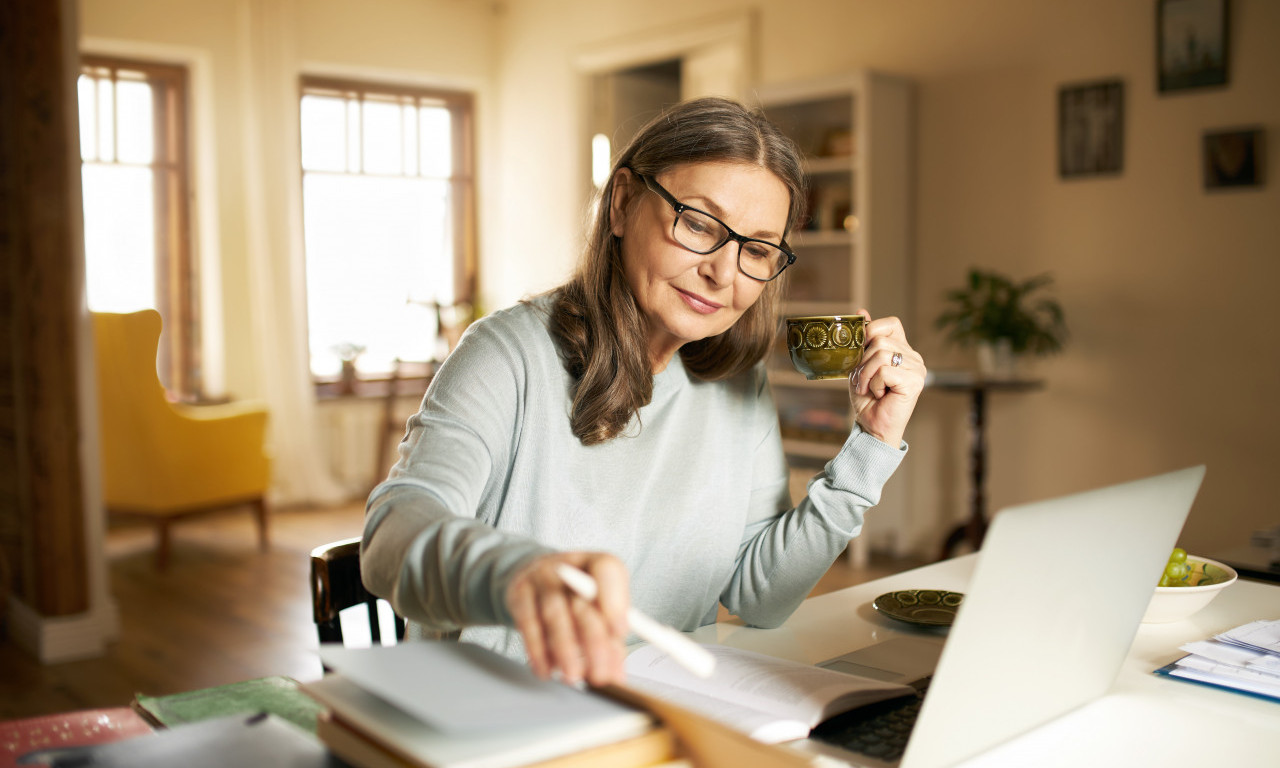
left=549, top=97, right=806, bottom=445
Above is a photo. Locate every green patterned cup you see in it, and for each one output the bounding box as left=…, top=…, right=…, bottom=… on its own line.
left=786, top=315, right=866, bottom=380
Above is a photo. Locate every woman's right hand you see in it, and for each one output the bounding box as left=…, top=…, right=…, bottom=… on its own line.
left=505, top=551, right=631, bottom=687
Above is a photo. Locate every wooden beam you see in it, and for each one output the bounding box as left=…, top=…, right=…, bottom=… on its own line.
left=0, top=0, right=90, bottom=617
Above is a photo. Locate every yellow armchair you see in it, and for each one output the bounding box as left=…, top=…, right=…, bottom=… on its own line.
left=92, top=309, right=271, bottom=568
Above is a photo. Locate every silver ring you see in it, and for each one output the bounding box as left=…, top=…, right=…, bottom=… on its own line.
left=891, top=352, right=904, bottom=367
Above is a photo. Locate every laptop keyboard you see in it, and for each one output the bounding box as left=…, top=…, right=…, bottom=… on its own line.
left=809, top=679, right=931, bottom=763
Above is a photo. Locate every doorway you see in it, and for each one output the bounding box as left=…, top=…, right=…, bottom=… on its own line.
left=574, top=12, right=753, bottom=193
left=587, top=59, right=681, bottom=185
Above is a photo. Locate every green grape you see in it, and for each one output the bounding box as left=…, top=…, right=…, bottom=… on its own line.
left=1157, top=547, right=1192, bottom=587
left=1164, top=560, right=1190, bottom=585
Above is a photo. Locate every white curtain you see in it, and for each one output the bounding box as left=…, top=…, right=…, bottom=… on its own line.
left=235, top=0, right=345, bottom=507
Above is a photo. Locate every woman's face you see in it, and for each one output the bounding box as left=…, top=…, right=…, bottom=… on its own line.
left=610, top=161, right=790, bottom=371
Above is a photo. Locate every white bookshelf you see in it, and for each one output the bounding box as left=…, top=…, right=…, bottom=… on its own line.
left=758, top=71, right=915, bottom=558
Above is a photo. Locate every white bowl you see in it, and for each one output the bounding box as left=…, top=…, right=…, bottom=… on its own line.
left=1141, top=555, right=1238, bottom=624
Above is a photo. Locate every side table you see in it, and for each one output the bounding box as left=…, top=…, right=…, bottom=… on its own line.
left=929, top=371, right=1044, bottom=560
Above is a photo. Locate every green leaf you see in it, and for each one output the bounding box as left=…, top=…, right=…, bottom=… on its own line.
left=934, top=268, right=1068, bottom=356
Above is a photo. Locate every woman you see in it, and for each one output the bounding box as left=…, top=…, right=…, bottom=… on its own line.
left=361, top=97, right=925, bottom=688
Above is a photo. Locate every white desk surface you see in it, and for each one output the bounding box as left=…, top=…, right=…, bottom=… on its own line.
left=690, top=554, right=1280, bottom=767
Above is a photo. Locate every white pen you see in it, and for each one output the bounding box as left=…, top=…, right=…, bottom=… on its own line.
left=554, top=563, right=717, bottom=679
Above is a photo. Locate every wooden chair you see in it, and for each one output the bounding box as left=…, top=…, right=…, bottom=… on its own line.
left=93, top=309, right=271, bottom=569
left=310, top=536, right=405, bottom=646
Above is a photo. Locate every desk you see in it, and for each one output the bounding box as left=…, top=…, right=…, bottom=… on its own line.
left=928, top=373, right=1044, bottom=560
left=691, top=555, right=1280, bottom=766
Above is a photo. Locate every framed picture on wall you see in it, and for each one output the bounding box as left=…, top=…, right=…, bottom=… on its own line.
left=1203, top=128, right=1264, bottom=189
left=1158, top=0, right=1230, bottom=93
left=1058, top=80, right=1124, bottom=179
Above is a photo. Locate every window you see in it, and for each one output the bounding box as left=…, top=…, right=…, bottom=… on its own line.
left=299, top=78, right=475, bottom=381
left=78, top=56, right=197, bottom=397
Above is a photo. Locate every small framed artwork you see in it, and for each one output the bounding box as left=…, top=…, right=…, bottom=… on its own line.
left=1203, top=128, right=1264, bottom=189
left=1158, top=0, right=1230, bottom=93
left=1058, top=80, right=1124, bottom=179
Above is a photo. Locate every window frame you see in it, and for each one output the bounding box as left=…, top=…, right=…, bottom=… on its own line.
left=79, top=55, right=199, bottom=398
left=298, top=76, right=477, bottom=389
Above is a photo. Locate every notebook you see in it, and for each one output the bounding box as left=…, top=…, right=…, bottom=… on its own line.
left=795, top=465, right=1206, bottom=768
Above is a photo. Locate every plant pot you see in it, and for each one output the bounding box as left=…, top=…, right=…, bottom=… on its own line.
left=976, top=339, right=1018, bottom=379
left=339, top=359, right=359, bottom=395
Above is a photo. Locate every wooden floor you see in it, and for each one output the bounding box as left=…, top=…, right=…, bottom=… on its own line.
left=0, top=504, right=921, bottom=720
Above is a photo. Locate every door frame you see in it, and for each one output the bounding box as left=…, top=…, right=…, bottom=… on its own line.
left=572, top=10, right=756, bottom=204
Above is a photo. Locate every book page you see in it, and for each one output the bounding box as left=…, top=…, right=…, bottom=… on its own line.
left=622, top=675, right=811, bottom=743
left=625, top=644, right=912, bottom=735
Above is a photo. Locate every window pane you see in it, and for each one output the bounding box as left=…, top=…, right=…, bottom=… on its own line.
left=419, top=106, right=452, bottom=178
left=591, top=133, right=611, bottom=187
left=303, top=174, right=452, bottom=375
left=82, top=164, right=156, bottom=312
left=347, top=98, right=362, bottom=171
left=362, top=99, right=403, bottom=175
left=403, top=104, right=418, bottom=175
left=78, top=75, right=97, bottom=160
left=301, top=95, right=347, bottom=172
left=96, top=77, right=115, bottom=163
left=115, top=79, right=154, bottom=164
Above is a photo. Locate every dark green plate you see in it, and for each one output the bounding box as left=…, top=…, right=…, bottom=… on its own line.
left=872, top=589, right=965, bottom=627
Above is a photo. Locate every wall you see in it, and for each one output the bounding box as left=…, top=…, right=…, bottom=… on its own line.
left=491, top=0, right=1280, bottom=556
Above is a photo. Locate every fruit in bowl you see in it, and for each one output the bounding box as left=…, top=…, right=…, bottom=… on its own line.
left=1141, top=548, right=1238, bottom=624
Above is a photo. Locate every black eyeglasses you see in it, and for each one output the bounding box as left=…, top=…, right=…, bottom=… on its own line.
left=632, top=171, right=796, bottom=282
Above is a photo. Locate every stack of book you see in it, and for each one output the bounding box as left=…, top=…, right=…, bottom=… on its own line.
left=301, top=639, right=923, bottom=768
left=301, top=642, right=676, bottom=768
left=1156, top=618, right=1280, bottom=701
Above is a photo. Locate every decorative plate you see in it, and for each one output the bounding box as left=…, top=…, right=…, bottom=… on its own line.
left=872, top=589, right=965, bottom=627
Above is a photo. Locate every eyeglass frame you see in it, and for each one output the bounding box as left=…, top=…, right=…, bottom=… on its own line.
left=629, top=170, right=797, bottom=283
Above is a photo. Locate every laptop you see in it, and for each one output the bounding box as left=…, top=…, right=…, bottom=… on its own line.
left=793, top=465, right=1206, bottom=768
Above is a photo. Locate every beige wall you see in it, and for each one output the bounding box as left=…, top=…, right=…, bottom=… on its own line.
left=492, top=0, right=1280, bottom=556
left=80, top=0, right=1280, bottom=556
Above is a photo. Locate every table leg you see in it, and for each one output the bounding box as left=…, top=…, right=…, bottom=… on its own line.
left=939, top=388, right=990, bottom=559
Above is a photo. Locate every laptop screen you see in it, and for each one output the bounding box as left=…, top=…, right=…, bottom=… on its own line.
left=900, top=466, right=1205, bottom=768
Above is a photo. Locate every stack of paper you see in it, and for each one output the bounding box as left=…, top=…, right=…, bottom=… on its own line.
left=301, top=642, right=670, bottom=768
left=1156, top=619, right=1280, bottom=702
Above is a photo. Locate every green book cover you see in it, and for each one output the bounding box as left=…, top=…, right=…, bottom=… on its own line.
left=132, top=675, right=325, bottom=735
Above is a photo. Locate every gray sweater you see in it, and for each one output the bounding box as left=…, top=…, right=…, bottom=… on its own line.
left=361, top=295, right=905, bottom=659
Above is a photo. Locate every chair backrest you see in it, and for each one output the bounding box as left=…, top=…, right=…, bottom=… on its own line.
left=310, top=537, right=405, bottom=647
left=93, top=309, right=179, bottom=502
left=91, top=309, right=269, bottom=510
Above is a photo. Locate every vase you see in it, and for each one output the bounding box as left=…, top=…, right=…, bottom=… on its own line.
left=339, top=359, right=358, bottom=395
left=976, top=339, right=1017, bottom=379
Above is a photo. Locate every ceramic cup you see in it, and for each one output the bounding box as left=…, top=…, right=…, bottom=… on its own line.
left=785, top=315, right=867, bottom=380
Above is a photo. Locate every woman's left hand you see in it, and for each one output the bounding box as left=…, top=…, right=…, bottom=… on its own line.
left=849, top=310, right=926, bottom=448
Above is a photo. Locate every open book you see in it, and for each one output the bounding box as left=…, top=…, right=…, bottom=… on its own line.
left=624, top=643, right=915, bottom=743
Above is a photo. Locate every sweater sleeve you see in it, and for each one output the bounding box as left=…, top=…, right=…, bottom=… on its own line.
left=719, top=372, right=906, bottom=628
left=360, top=313, right=556, bottom=632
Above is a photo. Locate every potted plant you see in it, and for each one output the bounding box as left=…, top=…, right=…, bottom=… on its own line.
left=934, top=269, right=1067, bottom=377
left=332, top=341, right=367, bottom=395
